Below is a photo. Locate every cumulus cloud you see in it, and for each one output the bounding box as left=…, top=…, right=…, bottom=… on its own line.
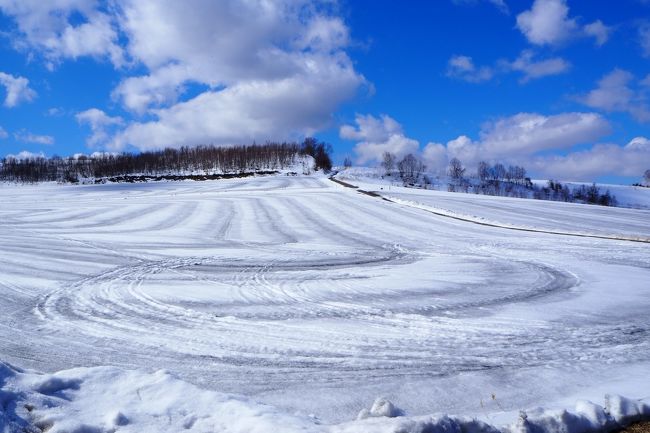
left=422, top=142, right=448, bottom=172
left=529, top=137, right=650, bottom=180
left=422, top=112, right=608, bottom=173
left=14, top=130, right=55, bottom=145
left=5, top=150, right=46, bottom=160
left=0, top=0, right=124, bottom=67
left=340, top=114, right=419, bottom=164
left=476, top=112, right=610, bottom=158
left=516, top=0, right=577, bottom=45
left=76, top=108, right=124, bottom=148
left=0, top=72, right=36, bottom=107
left=579, top=69, right=650, bottom=122
left=433, top=113, right=648, bottom=180
left=516, top=0, right=610, bottom=47
left=111, top=0, right=364, bottom=149
left=342, top=111, right=646, bottom=180
left=1, top=1, right=365, bottom=151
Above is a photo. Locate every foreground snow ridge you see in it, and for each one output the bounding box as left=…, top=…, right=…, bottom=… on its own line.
left=1, top=362, right=648, bottom=433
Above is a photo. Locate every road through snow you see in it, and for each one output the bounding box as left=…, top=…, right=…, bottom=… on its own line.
left=0, top=175, right=649, bottom=423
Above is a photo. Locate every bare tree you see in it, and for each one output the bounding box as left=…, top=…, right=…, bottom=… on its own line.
left=381, top=152, right=396, bottom=176
left=343, top=156, right=352, bottom=169
left=0, top=143, right=306, bottom=183
left=644, top=169, right=650, bottom=186
left=477, top=161, right=490, bottom=182
left=492, top=163, right=506, bottom=181
left=398, top=154, right=425, bottom=184
left=448, top=157, right=465, bottom=183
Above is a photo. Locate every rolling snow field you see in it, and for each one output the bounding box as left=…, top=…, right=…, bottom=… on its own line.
left=1, top=174, right=649, bottom=432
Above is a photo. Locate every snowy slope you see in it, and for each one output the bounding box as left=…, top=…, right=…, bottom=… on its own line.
left=338, top=174, right=650, bottom=239
left=1, top=173, right=649, bottom=430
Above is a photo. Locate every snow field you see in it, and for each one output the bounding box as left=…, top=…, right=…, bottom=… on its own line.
left=0, top=174, right=649, bottom=430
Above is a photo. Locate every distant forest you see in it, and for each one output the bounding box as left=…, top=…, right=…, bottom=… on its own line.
left=0, top=139, right=333, bottom=183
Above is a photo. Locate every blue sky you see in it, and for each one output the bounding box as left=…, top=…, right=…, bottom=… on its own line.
left=0, top=0, right=649, bottom=183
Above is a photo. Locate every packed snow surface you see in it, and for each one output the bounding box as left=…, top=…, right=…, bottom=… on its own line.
left=1, top=174, right=649, bottom=431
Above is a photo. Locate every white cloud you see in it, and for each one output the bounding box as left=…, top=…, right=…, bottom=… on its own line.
left=529, top=137, right=650, bottom=180
left=639, top=23, right=650, bottom=57
left=0, top=71, right=37, bottom=107
left=5, top=150, right=46, bottom=160
left=579, top=69, right=650, bottom=122
left=0, top=0, right=124, bottom=67
left=76, top=108, right=124, bottom=148
left=111, top=64, right=361, bottom=151
left=298, top=16, right=350, bottom=52
left=452, top=0, right=509, bottom=14
left=446, top=55, right=494, bottom=83
left=425, top=113, right=609, bottom=172
left=0, top=126, right=8, bottom=139
left=506, top=50, right=570, bottom=82
left=14, top=130, right=55, bottom=145
left=422, top=142, right=448, bottom=173
left=448, top=51, right=569, bottom=83
left=434, top=113, right=647, bottom=181
left=46, top=107, right=64, bottom=117
left=516, top=0, right=577, bottom=46
left=584, top=20, right=611, bottom=46
left=0, top=1, right=365, bottom=150
left=342, top=111, right=638, bottom=181
left=516, top=0, right=610, bottom=47
left=340, top=114, right=419, bottom=164
left=107, top=0, right=364, bottom=150
left=476, top=112, right=610, bottom=159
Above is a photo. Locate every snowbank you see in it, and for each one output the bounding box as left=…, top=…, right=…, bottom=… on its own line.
left=1, top=361, right=648, bottom=433
left=0, top=362, right=321, bottom=433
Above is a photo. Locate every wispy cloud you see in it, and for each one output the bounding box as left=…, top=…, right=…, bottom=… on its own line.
left=14, top=130, right=55, bottom=145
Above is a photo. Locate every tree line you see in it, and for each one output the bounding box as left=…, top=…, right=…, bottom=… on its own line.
left=0, top=139, right=333, bottom=183
left=378, top=151, right=618, bottom=207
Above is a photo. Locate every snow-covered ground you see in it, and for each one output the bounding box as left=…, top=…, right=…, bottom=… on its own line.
left=1, top=173, right=649, bottom=431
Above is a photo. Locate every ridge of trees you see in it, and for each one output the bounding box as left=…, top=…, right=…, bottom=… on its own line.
left=0, top=139, right=333, bottom=183
left=379, top=152, right=618, bottom=207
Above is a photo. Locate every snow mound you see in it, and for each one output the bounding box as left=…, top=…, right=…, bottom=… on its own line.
left=1, top=361, right=648, bottom=433
left=0, top=361, right=320, bottom=433
left=357, top=397, right=405, bottom=419
left=505, top=396, right=650, bottom=433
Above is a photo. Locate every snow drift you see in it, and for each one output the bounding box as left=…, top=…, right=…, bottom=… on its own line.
left=1, top=361, right=648, bottom=433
